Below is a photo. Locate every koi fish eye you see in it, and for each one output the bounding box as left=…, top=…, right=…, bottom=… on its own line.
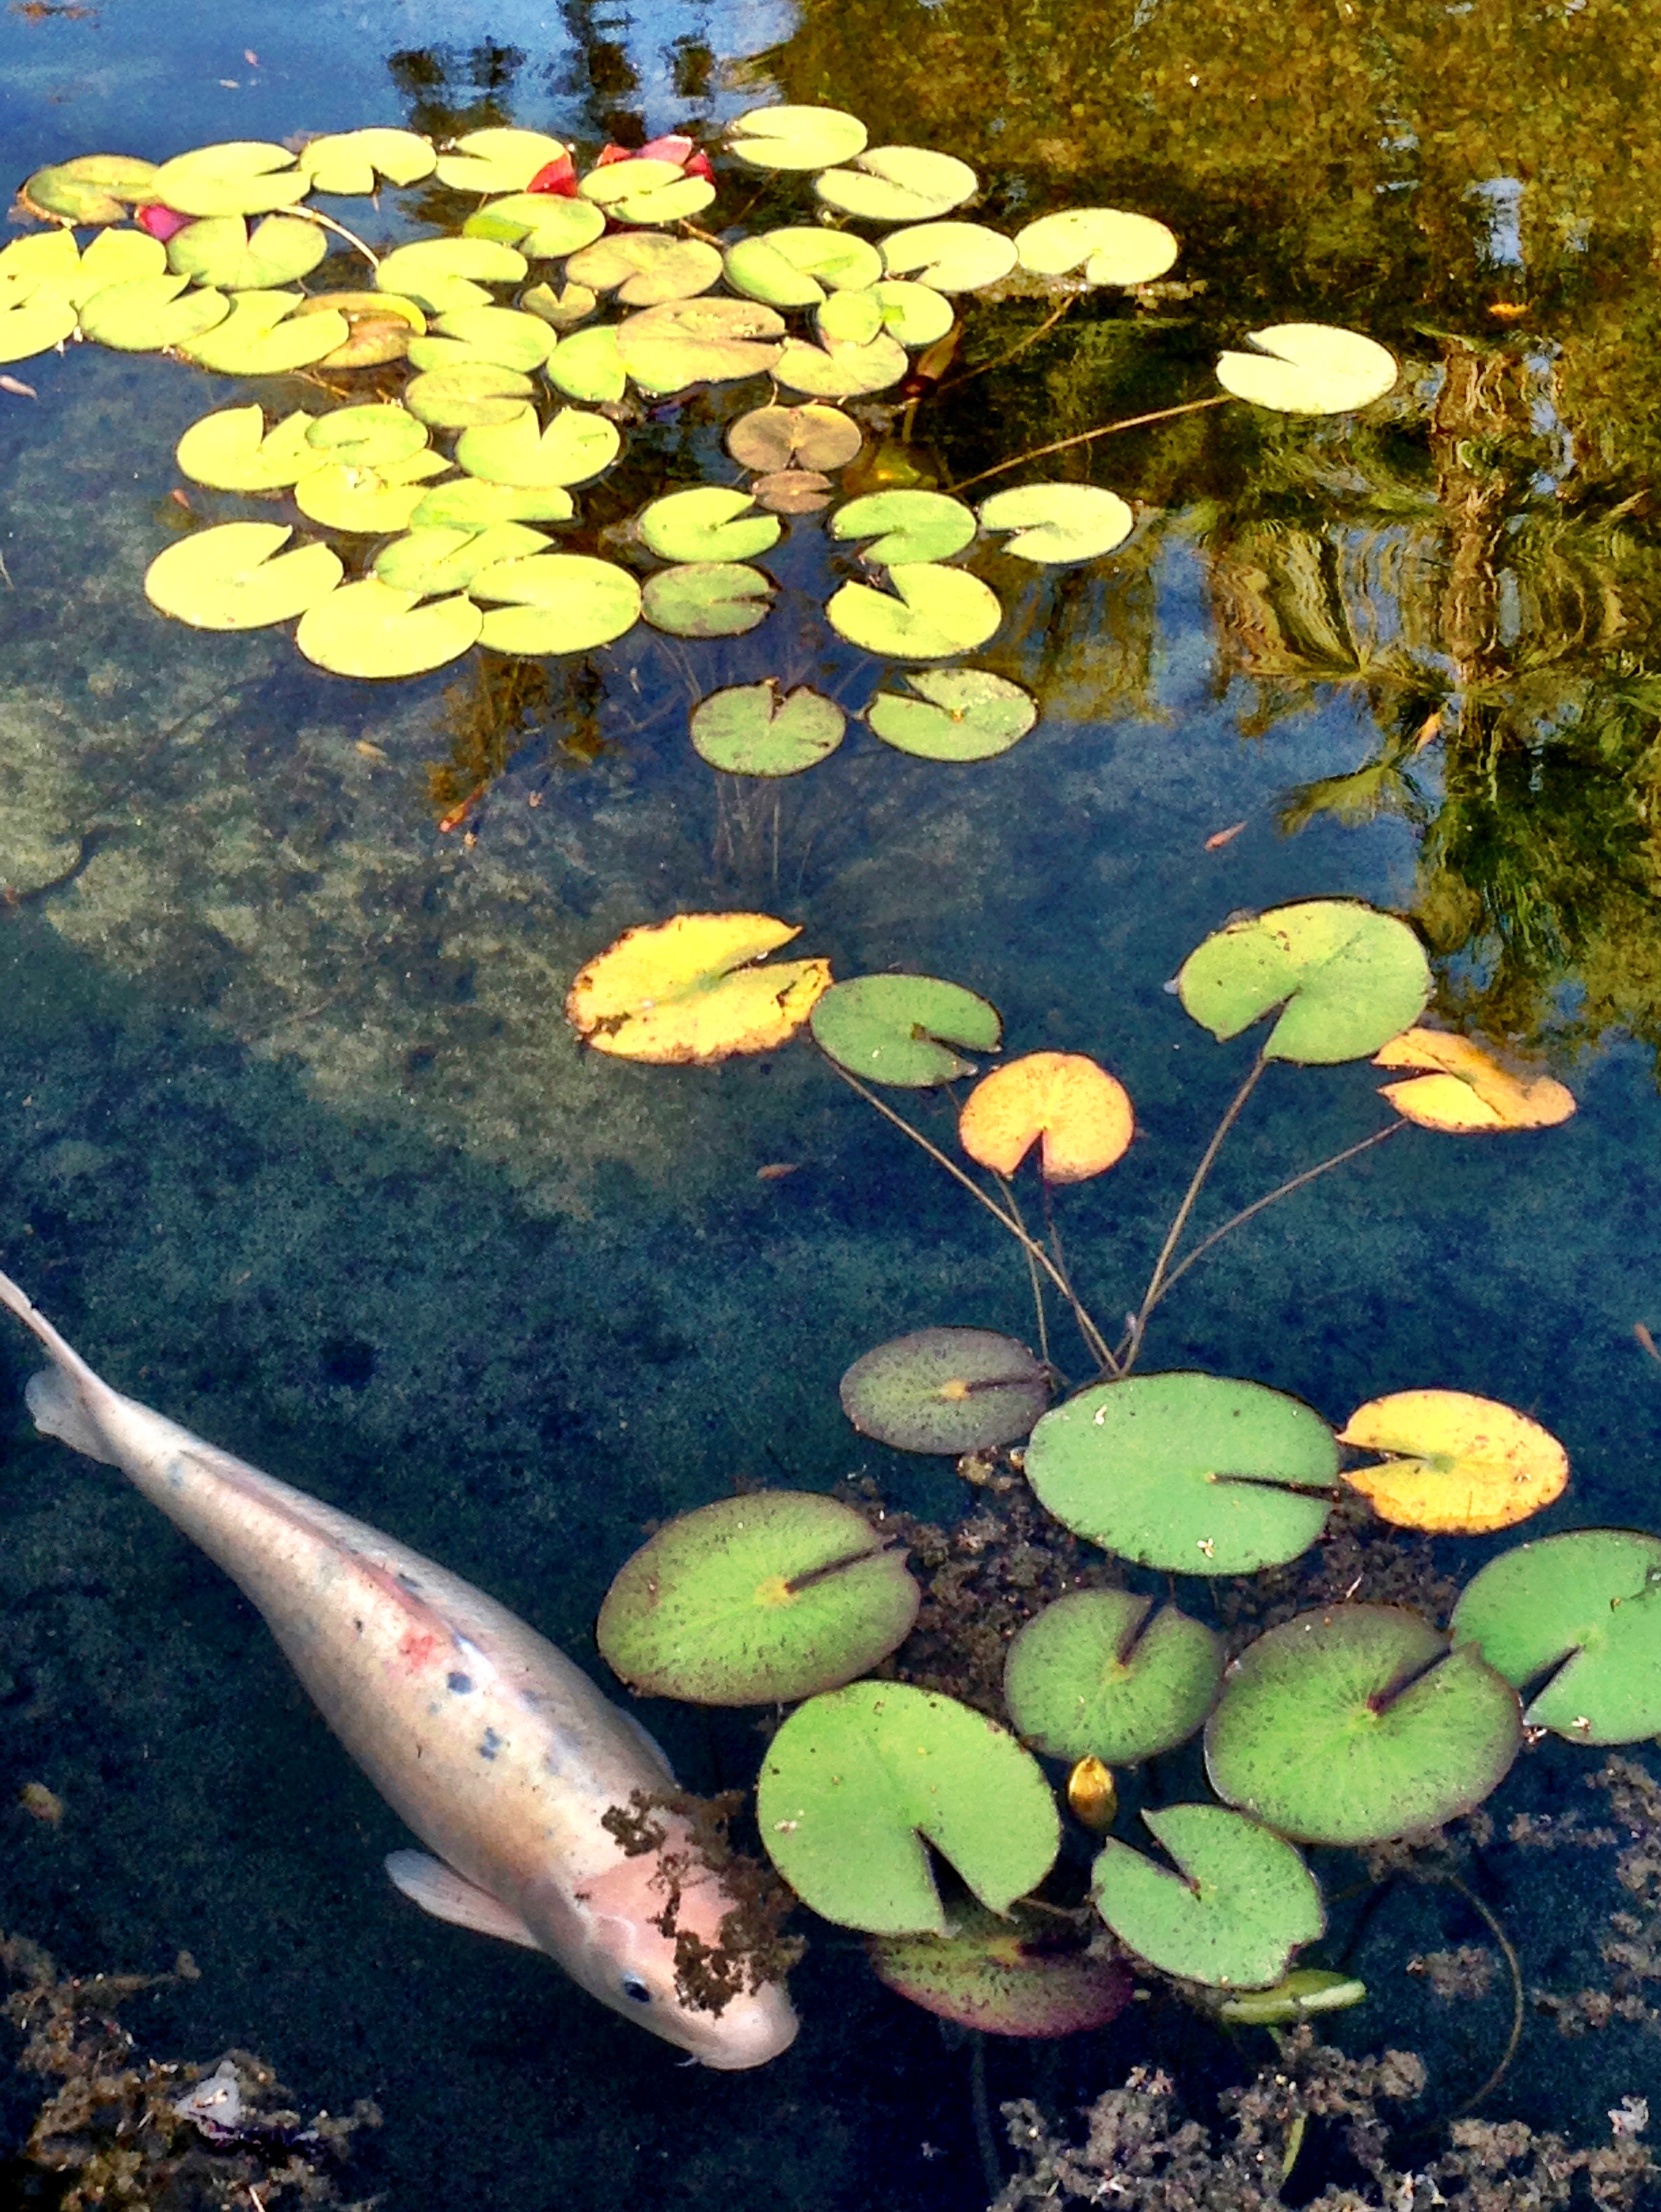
left=621, top=1974, right=653, bottom=2006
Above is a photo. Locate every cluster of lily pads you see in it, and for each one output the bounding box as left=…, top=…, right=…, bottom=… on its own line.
left=565, top=891, right=1660, bottom=2036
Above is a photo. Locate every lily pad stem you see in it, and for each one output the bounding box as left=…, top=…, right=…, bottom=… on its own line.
left=294, top=206, right=381, bottom=270
left=951, top=394, right=1231, bottom=494
left=933, top=298, right=1073, bottom=400
left=1432, top=1873, right=1525, bottom=2119
left=996, top=1171, right=1052, bottom=1370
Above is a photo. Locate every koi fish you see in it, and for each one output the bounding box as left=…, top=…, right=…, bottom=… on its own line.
left=0, top=1267, right=796, bottom=2068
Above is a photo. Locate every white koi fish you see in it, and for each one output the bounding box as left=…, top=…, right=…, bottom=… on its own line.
left=0, top=1266, right=797, bottom=2069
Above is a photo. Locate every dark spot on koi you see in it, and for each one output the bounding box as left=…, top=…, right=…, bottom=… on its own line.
left=396, top=1571, right=422, bottom=1592
left=448, top=1672, right=473, bottom=1695
left=478, top=1728, right=503, bottom=1761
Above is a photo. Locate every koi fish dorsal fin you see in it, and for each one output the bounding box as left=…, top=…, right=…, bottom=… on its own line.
left=384, top=1849, right=543, bottom=1951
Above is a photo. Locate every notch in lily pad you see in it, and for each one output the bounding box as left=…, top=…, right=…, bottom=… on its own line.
left=811, top=972, right=1001, bottom=1087
left=1177, top=899, right=1431, bottom=1065
left=1092, top=1804, right=1324, bottom=1990
left=1014, top=208, right=1179, bottom=289
left=1005, top=1592, right=1222, bottom=1766
left=840, top=1327, right=1048, bottom=1456
left=869, top=1905, right=1131, bottom=2036
left=639, top=486, right=781, bottom=565
left=565, top=911, right=831, bottom=1065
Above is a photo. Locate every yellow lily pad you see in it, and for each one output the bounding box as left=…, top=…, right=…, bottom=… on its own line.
left=147, top=141, right=308, bottom=219
left=298, top=128, right=437, bottom=197
left=1339, top=1390, right=1570, bottom=1534
left=144, top=521, right=342, bottom=632
left=1372, top=1028, right=1577, bottom=1133
left=565, top=912, right=832, bottom=1065
left=958, top=1051, right=1134, bottom=1183
left=295, top=578, right=482, bottom=678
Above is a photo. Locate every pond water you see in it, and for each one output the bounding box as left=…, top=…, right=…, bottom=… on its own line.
left=3, top=1, right=1661, bottom=2206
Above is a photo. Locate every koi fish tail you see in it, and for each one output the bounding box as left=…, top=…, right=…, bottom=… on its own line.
left=0, top=1264, right=123, bottom=1467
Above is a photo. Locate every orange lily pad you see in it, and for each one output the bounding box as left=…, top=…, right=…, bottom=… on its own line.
left=1338, top=1389, right=1569, bottom=1534
left=1373, top=1028, right=1576, bottom=1133
left=565, top=912, right=831, bottom=1065
left=958, top=1051, right=1133, bottom=1182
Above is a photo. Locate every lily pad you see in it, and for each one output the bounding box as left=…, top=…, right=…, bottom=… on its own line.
left=144, top=521, right=342, bottom=632
left=958, top=1052, right=1133, bottom=1182
left=577, top=159, right=715, bottom=227
left=521, top=278, right=598, bottom=330
left=690, top=683, right=845, bottom=777
left=727, top=105, right=870, bottom=172
left=62, top=226, right=168, bottom=306
left=305, top=402, right=428, bottom=469
left=1024, top=1373, right=1337, bottom=1576
left=564, top=912, right=831, bottom=1064
left=815, top=146, right=979, bottom=224
left=424, top=305, right=556, bottom=371
left=616, top=297, right=786, bottom=392
left=757, top=1681, right=1059, bottom=1935
left=372, top=522, right=549, bottom=597
left=455, top=405, right=620, bottom=489
left=812, top=973, right=1001, bottom=1088
left=167, top=213, right=328, bottom=291
left=564, top=232, right=722, bottom=306
left=1451, top=1530, right=1661, bottom=1745
left=866, top=669, right=1038, bottom=761
left=833, top=490, right=977, bottom=566
left=827, top=564, right=1002, bottom=658
left=724, top=227, right=883, bottom=307
left=411, top=478, right=575, bottom=529
left=375, top=236, right=527, bottom=314
left=0, top=287, right=78, bottom=365
left=467, top=552, right=642, bottom=655
left=294, top=450, right=451, bottom=535
left=1372, top=1028, right=1577, bottom=1133
left=979, top=483, right=1135, bottom=564
left=642, top=562, right=773, bottom=638
left=0, top=231, right=82, bottom=289
left=728, top=403, right=863, bottom=475
left=1215, top=1969, right=1367, bottom=2026
left=868, top=1906, right=1132, bottom=2037
left=147, top=142, right=308, bottom=219
left=1014, top=208, right=1180, bottom=288
left=1091, top=1806, right=1324, bottom=1989
left=576, top=156, right=683, bottom=203
left=880, top=222, right=1016, bottom=293
left=1177, top=899, right=1432, bottom=1065
left=1339, top=1391, right=1570, bottom=1534
left=543, top=325, right=626, bottom=404
left=291, top=288, right=425, bottom=368
left=1216, top=323, right=1398, bottom=415
left=638, top=486, right=781, bottom=565
left=294, top=578, right=482, bottom=678
left=464, top=193, right=606, bottom=259
left=22, top=153, right=158, bottom=226
left=179, top=290, right=349, bottom=376
left=754, top=469, right=835, bottom=515
left=773, top=332, right=909, bottom=398
left=434, top=128, right=571, bottom=197
left=1004, top=1592, right=1222, bottom=1765
left=814, top=289, right=888, bottom=347
left=840, top=1327, right=1047, bottom=1455
left=1204, top=1606, right=1522, bottom=1845
left=865, top=280, right=954, bottom=348
left=13, top=225, right=166, bottom=312
left=596, top=1491, right=918, bottom=1706
left=298, top=128, right=437, bottom=196
left=175, top=405, right=324, bottom=492
left=405, top=363, right=536, bottom=430
left=77, top=273, right=230, bottom=352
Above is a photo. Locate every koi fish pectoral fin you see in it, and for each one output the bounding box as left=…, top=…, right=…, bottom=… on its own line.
left=384, top=1849, right=543, bottom=1951
left=24, top=1368, right=123, bottom=1467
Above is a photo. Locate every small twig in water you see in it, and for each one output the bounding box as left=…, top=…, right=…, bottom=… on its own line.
left=294, top=204, right=381, bottom=268
left=953, top=393, right=1231, bottom=494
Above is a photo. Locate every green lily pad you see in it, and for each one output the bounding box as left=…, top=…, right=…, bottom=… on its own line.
left=1204, top=1606, right=1522, bottom=1845
left=839, top=1327, right=1046, bottom=1454
left=1005, top=1592, right=1224, bottom=1765
left=521, top=278, right=598, bottom=330
left=1215, top=1969, right=1367, bottom=2025
left=144, top=521, right=342, bottom=632
left=616, top=297, right=786, bottom=392
left=0, top=286, right=78, bottom=365
left=641, top=562, right=773, bottom=638
left=405, top=363, right=536, bottom=429
left=880, top=222, right=1016, bottom=293
left=0, top=230, right=82, bottom=289
left=577, top=156, right=684, bottom=204
left=425, top=305, right=555, bottom=371
left=826, top=563, right=1002, bottom=658
left=294, top=449, right=451, bottom=534
left=817, top=289, right=886, bottom=346
left=728, top=105, right=869, bottom=172
left=773, top=331, right=909, bottom=398
left=455, top=404, right=621, bottom=489
left=833, top=490, right=976, bottom=566
left=467, top=552, right=642, bottom=655
left=811, top=973, right=1001, bottom=1088
left=596, top=1490, right=919, bottom=1706
left=167, top=213, right=328, bottom=291
left=175, top=405, right=324, bottom=492
left=305, top=402, right=428, bottom=468
left=690, top=682, right=845, bottom=777
left=1091, top=1806, right=1324, bottom=1990
left=1024, top=1373, right=1337, bottom=1576
left=375, top=236, right=527, bottom=315
left=614, top=174, right=718, bottom=226
left=728, top=403, right=863, bottom=475
left=77, top=273, right=230, bottom=352
left=22, top=153, right=158, bottom=226
left=411, top=478, right=575, bottom=529
left=33, top=226, right=167, bottom=310
left=1216, top=323, right=1398, bottom=415
left=298, top=128, right=437, bottom=196
left=178, top=289, right=349, bottom=376
left=723, top=227, right=883, bottom=308
left=979, top=483, right=1135, bottom=563
left=1450, top=1529, right=1661, bottom=1744
left=563, top=232, right=722, bottom=306
left=295, top=577, right=482, bottom=678
left=463, top=193, right=606, bottom=259
left=1014, top=208, right=1180, bottom=287
left=147, top=141, right=308, bottom=219
left=866, top=280, right=954, bottom=348
left=816, top=146, right=979, bottom=224
left=639, top=485, right=781, bottom=564
left=757, top=1681, right=1059, bottom=1935
left=434, top=128, right=570, bottom=197
left=1177, top=899, right=1432, bottom=1065
left=543, top=324, right=626, bottom=404
left=867, top=669, right=1038, bottom=761
left=372, top=521, right=549, bottom=597
left=869, top=1906, right=1132, bottom=2036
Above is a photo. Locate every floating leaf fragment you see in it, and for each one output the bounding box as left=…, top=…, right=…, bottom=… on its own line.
left=690, top=682, right=844, bottom=777
left=1339, top=1390, right=1570, bottom=1534
left=1372, top=1028, right=1576, bottom=1133
left=1215, top=323, right=1398, bottom=414
left=1176, top=899, right=1431, bottom=1065
left=727, top=105, right=869, bottom=172
left=565, top=911, right=831, bottom=1064
left=1014, top=208, right=1179, bottom=287
left=978, top=483, right=1134, bottom=563
left=812, top=973, right=1001, bottom=1088
left=642, top=562, right=773, bottom=638
left=294, top=577, right=481, bottom=678
left=866, top=669, right=1037, bottom=761
left=1006, top=1592, right=1222, bottom=1766
left=840, top=1327, right=1047, bottom=1454
left=826, top=563, right=1001, bottom=658
left=1092, top=1805, right=1324, bottom=1990
left=959, top=1052, right=1133, bottom=1182
left=144, top=521, right=342, bottom=631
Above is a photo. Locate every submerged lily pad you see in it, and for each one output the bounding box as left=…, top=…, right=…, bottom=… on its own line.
left=812, top=972, right=1001, bottom=1088
left=727, top=105, right=869, bottom=172
left=23, top=153, right=158, bottom=226
left=1092, top=1806, right=1324, bottom=1990
left=144, top=521, right=342, bottom=632
left=724, top=227, right=883, bottom=307
left=565, top=912, right=831, bottom=1064
left=840, top=1327, right=1048, bottom=1455
left=1177, top=899, right=1431, bottom=1065
left=827, top=564, right=1002, bottom=658
left=565, top=232, right=722, bottom=306
left=728, top=403, right=863, bottom=475
left=773, top=331, right=909, bottom=398
left=638, top=485, right=781, bottom=564
left=869, top=1906, right=1132, bottom=2037
left=468, top=552, right=642, bottom=656
left=597, top=1491, right=919, bottom=1706
left=815, top=146, right=978, bottom=224
left=1216, top=323, right=1398, bottom=415
left=455, top=405, right=620, bottom=488
left=294, top=577, right=482, bottom=678
left=1205, top=1606, right=1522, bottom=1845
left=376, top=236, right=528, bottom=314
left=298, top=128, right=437, bottom=196
left=978, top=483, right=1134, bottom=563
left=77, top=273, right=230, bottom=352
left=690, top=683, right=844, bottom=777
left=1024, top=1373, right=1337, bottom=1576
left=833, top=490, right=976, bottom=566
left=1014, top=208, right=1180, bottom=287
left=179, top=289, right=349, bottom=375
left=167, top=213, right=328, bottom=291
left=434, top=128, right=570, bottom=197
left=642, top=562, right=773, bottom=637
left=757, top=1681, right=1059, bottom=1935
left=866, top=669, right=1038, bottom=761
left=880, top=222, right=1015, bottom=293
left=618, top=298, right=787, bottom=392
left=1005, top=1592, right=1222, bottom=1765
left=464, top=192, right=606, bottom=259
left=148, top=141, right=307, bottom=218
left=175, top=404, right=324, bottom=492
left=1451, top=1530, right=1661, bottom=1744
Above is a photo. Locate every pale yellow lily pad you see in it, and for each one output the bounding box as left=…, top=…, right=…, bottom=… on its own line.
left=1340, top=1390, right=1570, bottom=1534
left=295, top=577, right=482, bottom=678
left=1372, top=1028, right=1576, bottom=1133
left=144, top=521, right=342, bottom=632
left=566, top=912, right=832, bottom=1064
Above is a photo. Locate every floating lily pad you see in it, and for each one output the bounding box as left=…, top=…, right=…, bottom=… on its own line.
left=727, top=105, right=869, bottom=171
left=577, top=160, right=715, bottom=227
left=577, top=156, right=684, bottom=204
left=167, top=213, right=328, bottom=291
left=424, top=305, right=556, bottom=371
left=773, top=332, right=909, bottom=398
left=1014, top=208, right=1180, bottom=287
left=291, top=287, right=424, bottom=367
left=411, top=477, right=575, bottom=529
left=728, top=403, right=863, bottom=475
left=1005, top=1592, right=1222, bottom=1765
left=812, top=973, right=1002, bottom=1088
left=754, top=469, right=835, bottom=515
left=179, top=289, right=349, bottom=375
left=468, top=552, right=642, bottom=655
left=815, top=146, right=979, bottom=224
left=840, top=1327, right=1047, bottom=1454
left=0, top=287, right=78, bottom=365
left=543, top=324, right=626, bottom=403
left=1372, top=1028, right=1577, bottom=1133
left=62, top=226, right=168, bottom=306
left=880, top=222, right=1015, bottom=293
left=376, top=236, right=527, bottom=314
left=298, top=128, right=437, bottom=196
left=565, top=912, right=831, bottom=1063
left=175, top=404, right=324, bottom=491
left=815, top=289, right=885, bottom=346
left=638, top=486, right=781, bottom=564
left=866, top=668, right=1037, bottom=761
left=0, top=230, right=81, bottom=288
left=869, top=1906, right=1132, bottom=2037
left=22, top=153, right=158, bottom=226
left=757, top=1681, right=1059, bottom=1935
left=455, top=404, right=620, bottom=488
left=597, top=1491, right=918, bottom=1706
left=1204, top=1606, right=1522, bottom=1845
left=372, top=521, right=549, bottom=597
left=724, top=227, right=883, bottom=307
left=405, top=363, right=536, bottom=429
left=295, top=577, right=482, bottom=678
left=1024, top=1373, right=1337, bottom=1576
left=1339, top=1391, right=1570, bottom=1534
left=1216, top=323, right=1398, bottom=415
left=827, top=564, right=1002, bottom=658
left=865, top=280, right=954, bottom=347
left=833, top=490, right=976, bottom=566
left=979, top=483, right=1134, bottom=563
left=1177, top=899, right=1432, bottom=1065
left=690, top=682, right=844, bottom=777
left=148, top=142, right=308, bottom=219
left=294, top=449, right=451, bottom=534
left=616, top=297, right=786, bottom=392
left=1450, top=1530, right=1661, bottom=1744
left=642, top=562, right=773, bottom=638
left=464, top=192, right=606, bottom=259
left=522, top=278, right=598, bottom=330
left=77, top=273, right=230, bottom=352
left=434, top=128, right=571, bottom=197
left=958, top=1052, right=1133, bottom=1182
left=144, top=521, right=342, bottom=632
left=305, top=402, right=428, bottom=468
left=564, top=232, right=722, bottom=306
left=1091, top=1806, right=1324, bottom=1990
